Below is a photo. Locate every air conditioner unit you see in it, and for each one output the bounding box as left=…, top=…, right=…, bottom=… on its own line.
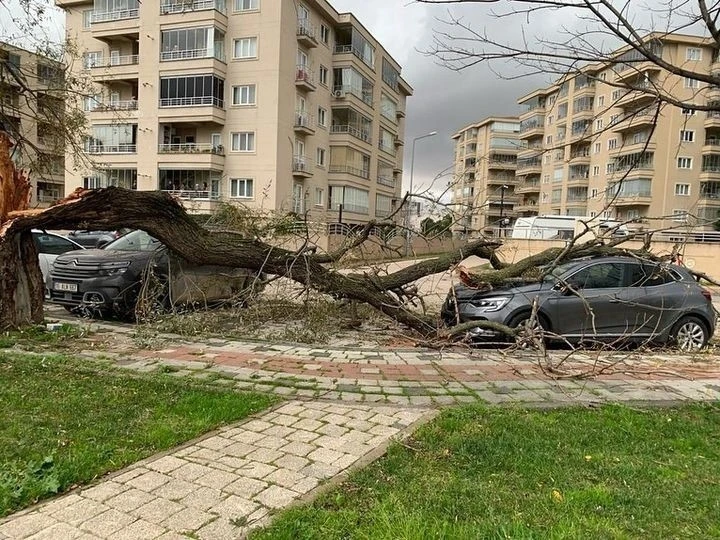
left=333, top=90, right=346, bottom=98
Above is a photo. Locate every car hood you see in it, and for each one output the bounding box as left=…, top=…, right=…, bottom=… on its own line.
left=55, top=248, right=157, bottom=265
left=451, top=279, right=554, bottom=301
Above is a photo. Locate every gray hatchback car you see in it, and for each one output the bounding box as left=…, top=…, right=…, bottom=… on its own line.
left=441, top=256, right=717, bottom=350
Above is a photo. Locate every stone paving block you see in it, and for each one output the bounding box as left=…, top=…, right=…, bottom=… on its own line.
left=152, top=479, right=197, bottom=502
left=222, top=441, right=256, bottom=458
left=307, top=447, right=345, bottom=465
left=274, top=454, right=310, bottom=472
left=254, top=486, right=296, bottom=509
left=224, top=477, right=269, bottom=498
left=194, top=468, right=239, bottom=490
left=297, top=408, right=328, bottom=420
left=169, top=463, right=213, bottom=483
left=294, top=418, right=323, bottom=431
left=196, top=518, right=245, bottom=540
left=105, top=488, right=155, bottom=513
left=255, top=435, right=290, bottom=450
left=317, top=423, right=348, bottom=437
left=246, top=447, right=284, bottom=464
left=25, top=522, right=83, bottom=540
left=178, top=487, right=225, bottom=511
left=131, top=499, right=184, bottom=525
left=0, top=513, right=58, bottom=539
left=300, top=462, right=343, bottom=480
left=286, top=429, right=320, bottom=443
left=274, top=403, right=306, bottom=416
left=78, top=508, right=135, bottom=538
left=112, top=469, right=144, bottom=484
left=197, top=436, right=234, bottom=451
left=161, top=507, right=214, bottom=532
left=187, top=447, right=226, bottom=464
left=146, top=456, right=186, bottom=475
left=243, top=420, right=274, bottom=432
left=263, top=425, right=295, bottom=438
left=290, top=476, right=319, bottom=495
left=126, top=470, right=172, bottom=493
left=368, top=424, right=399, bottom=437
left=264, top=468, right=307, bottom=489
left=80, top=482, right=127, bottom=504
left=239, top=462, right=277, bottom=479
left=111, top=518, right=166, bottom=540
left=281, top=440, right=316, bottom=457
left=49, top=498, right=109, bottom=526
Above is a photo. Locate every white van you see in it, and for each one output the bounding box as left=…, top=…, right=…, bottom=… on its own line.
left=511, top=216, right=629, bottom=240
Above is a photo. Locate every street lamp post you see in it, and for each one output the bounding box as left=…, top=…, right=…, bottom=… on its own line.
left=404, top=130, right=437, bottom=256
left=499, top=184, right=509, bottom=237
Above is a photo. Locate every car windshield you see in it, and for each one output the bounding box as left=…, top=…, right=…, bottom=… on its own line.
left=103, top=230, right=162, bottom=252
left=543, top=261, right=581, bottom=282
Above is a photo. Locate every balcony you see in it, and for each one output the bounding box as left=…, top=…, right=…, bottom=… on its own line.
left=160, top=47, right=225, bottom=64
left=516, top=159, right=542, bottom=174
left=333, top=85, right=373, bottom=108
left=515, top=203, right=539, bottom=214
left=616, top=87, right=656, bottom=108
left=90, top=55, right=139, bottom=82
left=292, top=155, right=314, bottom=178
left=701, top=165, right=720, bottom=181
left=568, top=148, right=591, bottom=164
left=567, top=175, right=589, bottom=188
left=611, top=193, right=653, bottom=207
left=519, top=118, right=544, bottom=139
left=517, top=145, right=542, bottom=159
left=394, top=137, right=404, bottom=147
left=615, top=62, right=661, bottom=83
left=704, top=138, right=720, bottom=154
left=487, top=176, right=519, bottom=186
left=294, top=111, right=315, bottom=135
left=160, top=0, right=226, bottom=15
left=611, top=110, right=656, bottom=132
left=157, top=143, right=225, bottom=168
left=90, top=8, right=139, bottom=40
left=297, top=18, right=318, bottom=47
left=295, top=65, right=316, bottom=91
left=329, top=164, right=370, bottom=180
left=396, top=108, right=406, bottom=119
left=158, top=96, right=226, bottom=124
left=611, top=139, right=656, bottom=156
left=378, top=141, right=395, bottom=155
left=706, top=110, right=720, bottom=129
left=515, top=181, right=541, bottom=194
left=377, top=175, right=396, bottom=188
left=330, top=124, right=371, bottom=145
left=571, top=106, right=594, bottom=121
left=88, top=100, right=139, bottom=121
left=85, top=143, right=137, bottom=165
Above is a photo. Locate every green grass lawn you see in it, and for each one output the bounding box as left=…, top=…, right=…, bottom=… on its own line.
left=0, top=352, right=276, bottom=517
left=253, top=404, right=720, bottom=540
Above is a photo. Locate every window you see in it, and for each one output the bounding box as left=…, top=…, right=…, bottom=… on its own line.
left=595, top=118, right=604, bottom=131
left=316, top=147, right=326, bottom=167
left=33, top=233, right=82, bottom=256
left=231, top=132, right=255, bottom=152
left=314, top=188, right=324, bottom=207
left=233, top=37, right=257, bottom=59
left=319, top=66, right=328, bottom=86
left=677, top=157, right=693, bottom=169
left=230, top=178, right=253, bottom=198
left=597, top=96, right=605, bottom=107
left=684, top=77, right=699, bottom=88
left=567, top=262, right=626, bottom=289
left=592, top=166, right=600, bottom=177
left=608, top=138, right=617, bottom=150
left=82, top=9, right=93, bottom=28
left=606, top=163, right=615, bottom=174
left=83, top=51, right=102, bottom=69
left=591, top=188, right=598, bottom=197
left=628, top=264, right=677, bottom=287
left=680, top=130, right=695, bottom=142
left=83, top=94, right=101, bottom=111
left=675, top=183, right=690, bottom=196
left=159, top=74, right=225, bottom=108
left=317, top=107, right=327, bottom=127
left=234, top=0, right=258, bottom=11
left=543, top=174, right=550, bottom=184
left=544, top=155, right=551, bottom=164
left=682, top=108, right=696, bottom=116
left=546, top=135, right=553, bottom=145
left=380, top=94, right=397, bottom=121
left=329, top=185, right=370, bottom=214
left=686, top=47, right=702, bottom=61
left=160, top=28, right=223, bottom=60
left=547, top=115, right=553, bottom=125
left=232, top=84, right=256, bottom=105
left=599, top=73, right=606, bottom=81
left=673, top=209, right=688, bottom=222
left=594, top=142, right=601, bottom=154
left=320, top=24, right=330, bottom=44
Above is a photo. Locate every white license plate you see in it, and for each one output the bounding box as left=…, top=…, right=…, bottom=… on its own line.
left=54, top=282, right=78, bottom=292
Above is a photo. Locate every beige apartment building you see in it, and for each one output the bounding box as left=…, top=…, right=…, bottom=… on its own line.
left=56, top=0, right=411, bottom=225
left=451, top=117, right=522, bottom=235
left=1, top=42, right=66, bottom=207
left=514, top=33, right=720, bottom=231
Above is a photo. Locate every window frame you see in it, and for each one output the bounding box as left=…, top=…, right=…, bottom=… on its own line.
left=233, top=37, right=258, bottom=59
left=230, top=177, right=254, bottom=199
left=677, top=156, right=693, bottom=169
left=675, top=183, right=690, bottom=196
left=233, top=0, right=259, bottom=12
left=230, top=131, right=256, bottom=153
left=231, top=84, right=257, bottom=106
left=680, top=129, right=695, bottom=143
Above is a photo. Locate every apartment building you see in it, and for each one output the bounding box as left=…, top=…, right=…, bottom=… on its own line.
left=0, top=42, right=66, bottom=207
left=57, top=0, right=411, bottom=225
left=515, top=33, right=720, bottom=230
left=451, top=117, right=522, bottom=235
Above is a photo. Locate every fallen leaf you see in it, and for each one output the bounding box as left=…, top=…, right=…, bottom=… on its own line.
left=551, top=489, right=564, bottom=503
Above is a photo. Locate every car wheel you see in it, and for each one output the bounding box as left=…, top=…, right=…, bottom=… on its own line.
left=508, top=312, right=548, bottom=347
left=671, top=316, right=709, bottom=351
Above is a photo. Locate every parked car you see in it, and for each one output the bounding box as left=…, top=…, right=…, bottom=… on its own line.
left=32, top=230, right=84, bottom=282
left=441, top=256, right=716, bottom=350
left=46, top=230, right=258, bottom=318
left=66, top=229, right=131, bottom=249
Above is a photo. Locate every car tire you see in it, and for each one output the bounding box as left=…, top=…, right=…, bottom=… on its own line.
left=508, top=311, right=548, bottom=347
left=670, top=316, right=709, bottom=351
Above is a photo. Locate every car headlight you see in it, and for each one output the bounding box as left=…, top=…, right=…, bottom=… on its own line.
left=469, top=296, right=511, bottom=312
left=98, top=261, right=131, bottom=276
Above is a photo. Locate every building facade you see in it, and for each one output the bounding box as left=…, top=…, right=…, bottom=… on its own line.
left=451, top=117, right=522, bottom=236
left=57, top=0, right=411, bottom=224
left=456, top=33, right=720, bottom=234
left=1, top=42, right=66, bottom=207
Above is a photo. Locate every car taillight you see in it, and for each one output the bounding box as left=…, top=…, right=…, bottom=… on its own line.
left=701, top=288, right=712, bottom=302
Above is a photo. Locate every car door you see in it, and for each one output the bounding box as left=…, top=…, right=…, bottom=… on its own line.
left=547, top=261, right=629, bottom=338
left=626, top=263, right=686, bottom=337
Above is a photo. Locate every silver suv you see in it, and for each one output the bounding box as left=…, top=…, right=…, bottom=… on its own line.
left=441, top=256, right=717, bottom=350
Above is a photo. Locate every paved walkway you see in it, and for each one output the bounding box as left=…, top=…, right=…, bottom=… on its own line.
left=0, top=401, right=432, bottom=539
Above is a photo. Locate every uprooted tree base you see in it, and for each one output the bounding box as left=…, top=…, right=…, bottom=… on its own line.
left=0, top=186, right=678, bottom=339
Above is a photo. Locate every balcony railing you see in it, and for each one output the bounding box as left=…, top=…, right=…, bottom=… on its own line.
left=295, top=111, right=314, bottom=130
left=86, top=144, right=137, bottom=154
left=292, top=155, right=313, bottom=173
left=92, top=55, right=139, bottom=68
left=162, top=189, right=220, bottom=200
left=570, top=149, right=591, bottom=159
left=90, top=8, right=139, bottom=23
left=89, top=100, right=138, bottom=111
left=330, top=124, right=371, bottom=143
left=297, top=18, right=316, bottom=40
left=159, top=96, right=224, bottom=108
left=329, top=164, right=370, bottom=179
left=160, top=0, right=226, bottom=14
left=607, top=190, right=652, bottom=199
left=378, top=175, right=395, bottom=188
left=160, top=48, right=225, bottom=62
left=295, top=65, right=316, bottom=86
left=158, top=143, right=224, bottom=155
left=333, top=85, right=373, bottom=107
left=705, top=139, right=720, bottom=146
